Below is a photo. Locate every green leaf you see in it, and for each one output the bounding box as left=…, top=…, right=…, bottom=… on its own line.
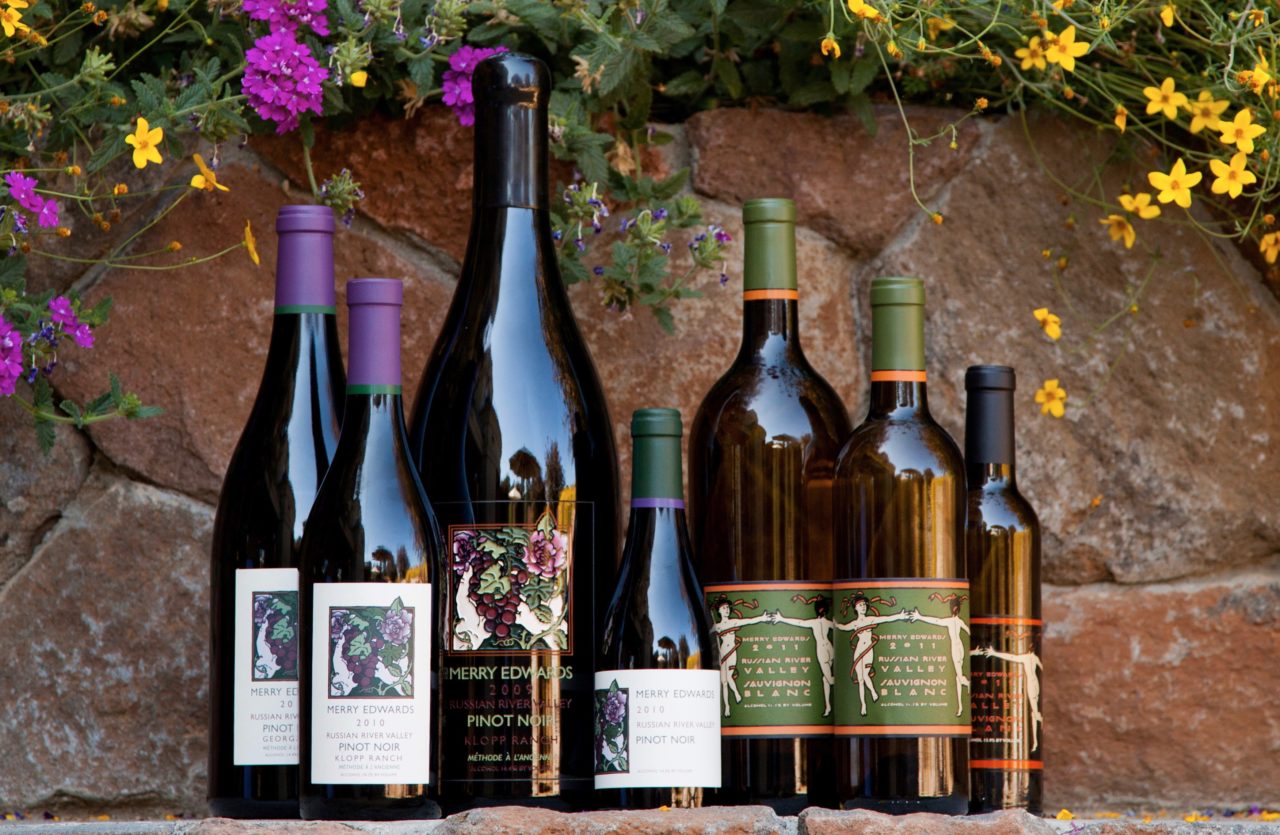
left=58, top=400, right=84, bottom=428
left=661, top=70, right=707, bottom=98
left=109, top=373, right=124, bottom=409
left=712, top=56, right=744, bottom=100
left=408, top=55, right=435, bottom=92
left=847, top=57, right=880, bottom=95
left=271, top=621, right=295, bottom=641
left=848, top=92, right=878, bottom=136
left=478, top=562, right=511, bottom=596
left=533, top=603, right=554, bottom=624
left=652, top=306, right=675, bottom=334
left=0, top=254, right=27, bottom=293
left=348, top=632, right=373, bottom=659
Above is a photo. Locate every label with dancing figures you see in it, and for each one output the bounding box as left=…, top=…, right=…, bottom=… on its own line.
left=310, top=583, right=432, bottom=784
left=233, top=568, right=300, bottom=765
left=702, top=581, right=835, bottom=736
left=831, top=579, right=970, bottom=735
left=970, top=618, right=1043, bottom=771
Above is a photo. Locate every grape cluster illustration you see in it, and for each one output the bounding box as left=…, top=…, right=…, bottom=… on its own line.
left=253, top=593, right=298, bottom=680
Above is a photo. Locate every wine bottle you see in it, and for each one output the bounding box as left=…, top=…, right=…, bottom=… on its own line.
left=688, top=198, right=851, bottom=812
left=595, top=409, right=721, bottom=809
left=964, top=365, right=1043, bottom=814
left=832, top=277, right=969, bottom=814
left=208, top=205, right=344, bottom=818
left=406, top=52, right=619, bottom=812
left=298, top=278, right=440, bottom=820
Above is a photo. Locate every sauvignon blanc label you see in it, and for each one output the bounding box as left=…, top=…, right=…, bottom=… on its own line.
left=702, top=581, right=834, bottom=736
left=593, top=669, right=721, bottom=789
left=310, top=583, right=431, bottom=784
left=970, top=618, right=1043, bottom=770
left=233, top=568, right=300, bottom=765
left=832, top=579, right=970, bottom=735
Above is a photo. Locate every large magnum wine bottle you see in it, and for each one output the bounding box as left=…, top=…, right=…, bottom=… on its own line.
left=298, top=278, right=440, bottom=820
left=964, top=366, right=1043, bottom=814
left=688, top=198, right=851, bottom=811
left=832, top=277, right=968, bottom=814
left=407, top=52, right=619, bottom=812
left=595, top=409, right=721, bottom=810
left=208, top=205, right=343, bottom=818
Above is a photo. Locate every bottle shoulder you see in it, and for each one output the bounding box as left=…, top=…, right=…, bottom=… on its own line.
left=837, top=412, right=964, bottom=478
left=691, top=359, right=851, bottom=452
left=967, top=485, right=1041, bottom=535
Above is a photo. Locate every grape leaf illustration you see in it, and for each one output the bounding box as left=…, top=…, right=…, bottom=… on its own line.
left=348, top=632, right=373, bottom=659
left=271, top=620, right=295, bottom=641
left=478, top=562, right=512, bottom=596
left=533, top=603, right=554, bottom=624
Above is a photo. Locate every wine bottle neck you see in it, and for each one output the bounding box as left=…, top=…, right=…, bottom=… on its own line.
left=275, top=232, right=335, bottom=312
left=969, top=462, right=1016, bottom=489
left=739, top=298, right=801, bottom=358
left=964, top=385, right=1016, bottom=484
left=338, top=393, right=409, bottom=456
left=472, top=72, right=548, bottom=210
left=623, top=505, right=690, bottom=571
left=868, top=379, right=930, bottom=418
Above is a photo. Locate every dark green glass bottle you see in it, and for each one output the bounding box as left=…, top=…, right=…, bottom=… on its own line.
left=832, top=277, right=968, bottom=814
left=595, top=409, right=721, bottom=810
left=964, top=365, right=1043, bottom=814
left=689, top=198, right=851, bottom=812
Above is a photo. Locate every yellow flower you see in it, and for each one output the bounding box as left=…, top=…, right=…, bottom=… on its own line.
left=190, top=153, right=229, bottom=192
left=1143, top=77, right=1187, bottom=120
left=0, top=4, right=29, bottom=36
left=1186, top=91, right=1229, bottom=134
left=125, top=116, right=164, bottom=169
left=244, top=220, right=260, bottom=266
left=1037, top=382, right=1067, bottom=418
left=931, top=212, right=944, bottom=225
left=1015, top=36, right=1047, bottom=71
left=1209, top=152, right=1256, bottom=199
left=1044, top=26, right=1088, bottom=73
left=848, top=0, right=880, bottom=21
left=1114, top=104, right=1127, bottom=132
left=113, top=182, right=129, bottom=196
left=1147, top=158, right=1201, bottom=208
left=926, top=16, right=954, bottom=41
left=1259, top=231, right=1280, bottom=263
left=1248, top=9, right=1265, bottom=27
left=1159, top=3, right=1175, bottom=27
left=1261, top=812, right=1280, bottom=822
left=885, top=40, right=901, bottom=59
left=1249, top=50, right=1272, bottom=93
left=156, top=0, right=167, bottom=10
left=1185, top=814, right=1211, bottom=823
left=821, top=35, right=841, bottom=59
left=1119, top=192, right=1161, bottom=219
left=1218, top=108, right=1266, bottom=154
left=349, top=69, right=368, bottom=87
left=6, top=0, right=30, bottom=9
left=1033, top=307, right=1062, bottom=340
left=167, top=240, right=182, bottom=252
left=1100, top=214, right=1136, bottom=249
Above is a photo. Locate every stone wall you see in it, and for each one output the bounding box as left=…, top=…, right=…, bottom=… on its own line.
left=0, top=104, right=1277, bottom=818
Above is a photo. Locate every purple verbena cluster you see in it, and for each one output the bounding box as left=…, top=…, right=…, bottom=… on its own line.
left=0, top=316, right=23, bottom=396
left=242, top=26, right=329, bottom=134
left=441, top=45, right=508, bottom=126
left=243, top=0, right=329, bottom=36
left=4, top=172, right=61, bottom=229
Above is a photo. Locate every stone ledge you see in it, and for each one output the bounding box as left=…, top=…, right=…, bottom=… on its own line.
left=2, top=810, right=1278, bottom=834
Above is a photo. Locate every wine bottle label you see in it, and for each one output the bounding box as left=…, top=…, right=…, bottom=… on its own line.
left=439, top=502, right=584, bottom=785
left=233, top=568, right=300, bottom=765
left=970, top=617, right=1044, bottom=770
left=831, top=579, right=971, bottom=736
left=592, top=669, right=722, bottom=789
left=702, top=581, right=836, bottom=736
left=309, top=583, right=432, bottom=785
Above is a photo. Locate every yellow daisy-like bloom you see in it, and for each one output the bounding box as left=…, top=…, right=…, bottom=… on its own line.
left=125, top=116, right=164, bottom=169
left=925, top=16, right=954, bottom=42
left=1119, top=192, right=1161, bottom=219
left=1219, top=108, right=1266, bottom=154
left=1036, top=381, right=1068, bottom=418
left=1033, top=307, right=1062, bottom=341
left=1186, top=91, right=1229, bottom=134
left=1249, top=50, right=1272, bottom=93
left=244, top=220, right=260, bottom=266
left=1143, top=77, right=1187, bottom=121
left=1159, top=3, right=1175, bottom=27
left=0, top=4, right=29, bottom=36
left=190, top=153, right=229, bottom=192
left=1044, top=26, right=1088, bottom=73
left=1100, top=214, right=1136, bottom=249
left=1147, top=158, right=1201, bottom=208
left=1248, top=9, right=1265, bottom=27
left=847, top=0, right=881, bottom=21
left=820, top=35, right=841, bottom=59
left=1258, top=231, right=1280, bottom=263
left=1209, top=152, right=1256, bottom=199
left=349, top=69, right=368, bottom=87
left=1114, top=104, right=1127, bottom=133
left=1015, top=36, right=1047, bottom=71
left=886, top=40, right=902, bottom=59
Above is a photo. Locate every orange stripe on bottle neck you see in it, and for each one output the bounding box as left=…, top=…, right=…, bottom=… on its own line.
left=743, top=289, right=799, bottom=301
left=871, top=370, right=927, bottom=383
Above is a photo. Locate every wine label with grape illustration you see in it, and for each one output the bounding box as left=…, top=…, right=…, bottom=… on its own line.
left=832, top=579, right=971, bottom=736
left=310, top=583, right=431, bottom=785
left=970, top=617, right=1043, bottom=771
left=233, top=568, right=300, bottom=765
left=702, top=581, right=835, bottom=736
left=593, top=669, right=721, bottom=789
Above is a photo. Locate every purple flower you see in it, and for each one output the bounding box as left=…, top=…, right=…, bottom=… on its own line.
left=330, top=610, right=348, bottom=641
left=452, top=530, right=482, bottom=575
left=711, top=224, right=732, bottom=244
left=0, top=315, right=24, bottom=397
left=33, top=196, right=60, bottom=229
left=441, top=44, right=508, bottom=126
left=652, top=208, right=668, bottom=221
left=48, top=296, right=78, bottom=328
left=719, top=272, right=730, bottom=286
left=242, top=28, right=330, bottom=134
left=243, top=0, right=330, bottom=35
left=72, top=323, right=94, bottom=349
left=525, top=528, right=567, bottom=580
left=4, top=172, right=40, bottom=213
left=603, top=689, right=626, bottom=725
left=592, top=266, right=605, bottom=276
left=379, top=607, right=413, bottom=646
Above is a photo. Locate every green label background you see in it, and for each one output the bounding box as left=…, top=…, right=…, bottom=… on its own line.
left=703, top=582, right=833, bottom=734
left=832, top=583, right=970, bottom=733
